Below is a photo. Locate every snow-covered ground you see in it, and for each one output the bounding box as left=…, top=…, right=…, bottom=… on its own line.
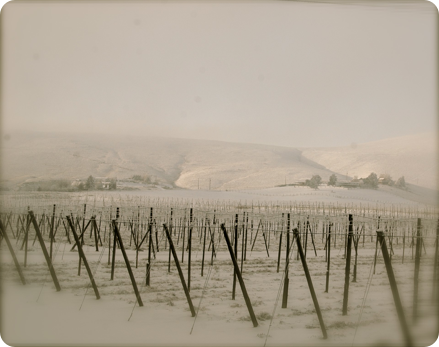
left=1, top=236, right=438, bottom=346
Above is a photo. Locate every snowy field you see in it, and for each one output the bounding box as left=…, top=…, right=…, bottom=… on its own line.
left=1, top=186, right=438, bottom=346
left=1, top=237, right=438, bottom=346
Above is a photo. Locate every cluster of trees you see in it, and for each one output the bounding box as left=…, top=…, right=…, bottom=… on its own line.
left=304, top=172, right=406, bottom=190
left=355, top=173, right=406, bottom=189
left=328, top=174, right=337, bottom=186
left=20, top=180, right=75, bottom=192
left=77, top=176, right=117, bottom=191
left=305, top=175, right=322, bottom=189
left=131, top=174, right=161, bottom=185
left=379, top=173, right=406, bottom=189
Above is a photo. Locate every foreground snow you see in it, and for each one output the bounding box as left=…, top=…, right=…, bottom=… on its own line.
left=1, top=241, right=438, bottom=346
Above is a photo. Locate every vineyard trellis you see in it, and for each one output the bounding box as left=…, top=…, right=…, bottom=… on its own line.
left=1, top=191, right=439, bottom=345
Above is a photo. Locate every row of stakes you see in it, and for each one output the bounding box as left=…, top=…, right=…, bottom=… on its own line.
left=0, top=207, right=437, bottom=346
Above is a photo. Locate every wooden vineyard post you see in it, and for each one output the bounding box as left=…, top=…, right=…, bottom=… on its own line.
left=244, top=213, right=248, bottom=261
left=181, top=214, right=186, bottom=263
left=0, top=219, right=26, bottom=285
left=402, top=228, right=406, bottom=264
left=29, top=211, right=61, bottom=291
left=373, top=216, right=381, bottom=274
left=163, top=224, right=195, bottom=316
left=413, top=218, right=422, bottom=322
left=112, top=220, right=143, bottom=307
left=282, top=213, right=291, bottom=308
left=342, top=214, right=353, bottom=315
left=277, top=213, right=284, bottom=273
left=201, top=218, right=207, bottom=276
left=232, top=214, right=238, bottom=300
left=168, top=208, right=173, bottom=273
left=377, top=231, right=413, bottom=347
left=50, top=204, right=56, bottom=260
left=241, top=213, right=245, bottom=273
left=146, top=208, right=153, bottom=286
left=293, top=228, right=328, bottom=339
left=188, top=208, right=193, bottom=292
left=352, top=232, right=359, bottom=283
left=221, top=223, right=258, bottom=327
left=66, top=216, right=100, bottom=300
left=325, top=223, right=332, bottom=293
left=108, top=222, right=111, bottom=266
left=110, top=220, right=117, bottom=280
left=21, top=213, right=30, bottom=267
left=92, top=217, right=99, bottom=252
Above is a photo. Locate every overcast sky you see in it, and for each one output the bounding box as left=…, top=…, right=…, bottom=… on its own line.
left=1, top=1, right=437, bottom=148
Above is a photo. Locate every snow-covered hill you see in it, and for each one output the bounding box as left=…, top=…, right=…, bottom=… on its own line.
left=301, top=132, right=437, bottom=190
left=1, top=131, right=436, bottom=193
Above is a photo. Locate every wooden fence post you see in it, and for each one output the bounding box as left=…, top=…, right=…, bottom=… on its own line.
left=188, top=208, right=193, bottom=292
left=413, top=218, right=422, bottom=322
left=66, top=216, right=100, bottom=300
left=112, top=220, right=143, bottom=307
left=377, top=231, right=413, bottom=347
left=282, top=213, right=290, bottom=308
left=325, top=223, right=332, bottom=293
left=232, top=214, right=238, bottom=300
left=342, top=214, right=353, bottom=315
left=163, top=224, right=195, bottom=316
left=29, top=211, right=61, bottom=291
left=293, top=228, right=327, bottom=339
left=221, top=223, right=258, bottom=327
left=0, top=219, right=26, bottom=285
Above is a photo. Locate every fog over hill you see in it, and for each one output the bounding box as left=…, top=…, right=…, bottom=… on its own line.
left=301, top=132, right=437, bottom=190
left=1, top=131, right=436, bottom=192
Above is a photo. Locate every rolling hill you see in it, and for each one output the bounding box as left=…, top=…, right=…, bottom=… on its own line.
left=0, top=131, right=436, bottom=193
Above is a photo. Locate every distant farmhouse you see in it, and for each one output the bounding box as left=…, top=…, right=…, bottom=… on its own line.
left=71, top=177, right=116, bottom=190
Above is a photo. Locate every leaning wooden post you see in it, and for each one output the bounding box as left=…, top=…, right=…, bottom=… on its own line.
left=221, top=223, right=258, bottom=327
left=342, top=214, right=353, bottom=315
left=163, top=224, right=195, bottom=316
left=413, top=217, right=422, bottom=322
left=282, top=213, right=291, bottom=308
left=293, top=228, right=328, bottom=339
left=112, top=220, right=143, bottom=307
left=232, top=214, right=238, bottom=300
left=0, top=219, right=26, bottom=285
left=66, top=216, right=100, bottom=300
left=28, top=211, right=61, bottom=291
left=325, top=223, right=332, bottom=293
left=377, top=231, right=413, bottom=347
left=50, top=204, right=56, bottom=260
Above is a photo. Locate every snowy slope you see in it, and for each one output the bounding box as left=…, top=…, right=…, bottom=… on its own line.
left=301, top=132, right=437, bottom=190
left=0, top=132, right=342, bottom=190
left=1, top=131, right=436, bottom=191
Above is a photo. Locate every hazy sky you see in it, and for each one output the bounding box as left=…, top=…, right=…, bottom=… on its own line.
left=1, top=1, right=437, bottom=148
